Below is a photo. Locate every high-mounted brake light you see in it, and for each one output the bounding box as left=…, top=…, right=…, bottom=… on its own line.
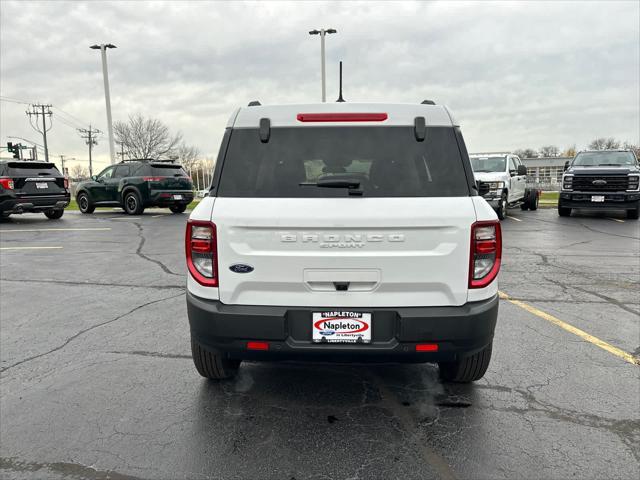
left=296, top=113, right=388, bottom=122
left=469, top=221, right=502, bottom=289
left=185, top=220, right=218, bottom=287
left=0, top=177, right=14, bottom=190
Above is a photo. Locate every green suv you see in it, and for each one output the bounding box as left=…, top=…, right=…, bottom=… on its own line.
left=75, top=159, right=194, bottom=215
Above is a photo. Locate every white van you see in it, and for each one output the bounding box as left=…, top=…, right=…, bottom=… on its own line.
left=185, top=102, right=501, bottom=383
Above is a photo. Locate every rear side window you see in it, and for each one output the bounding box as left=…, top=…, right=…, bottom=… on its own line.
left=218, top=126, right=469, bottom=197
left=149, top=165, right=188, bottom=176
left=5, top=162, right=60, bottom=176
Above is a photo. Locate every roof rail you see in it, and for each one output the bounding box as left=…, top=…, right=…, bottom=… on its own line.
left=248, top=101, right=261, bottom=106
left=421, top=99, right=436, bottom=105
left=119, top=158, right=177, bottom=164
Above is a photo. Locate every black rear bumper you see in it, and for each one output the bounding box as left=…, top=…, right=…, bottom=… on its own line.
left=0, top=193, right=70, bottom=214
left=187, top=293, right=499, bottom=363
left=559, top=192, right=640, bottom=210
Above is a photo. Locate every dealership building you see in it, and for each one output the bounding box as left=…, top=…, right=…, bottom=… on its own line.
left=521, top=156, right=572, bottom=190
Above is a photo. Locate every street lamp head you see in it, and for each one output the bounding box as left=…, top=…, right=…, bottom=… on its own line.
left=326, top=29, right=337, bottom=34
left=90, top=45, right=101, bottom=49
left=105, top=44, right=117, bottom=49
left=309, top=30, right=320, bottom=35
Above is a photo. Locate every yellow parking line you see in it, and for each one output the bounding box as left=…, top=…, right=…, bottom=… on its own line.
left=499, top=291, right=639, bottom=366
left=0, top=246, right=63, bottom=251
left=606, top=217, right=625, bottom=223
left=0, top=228, right=111, bottom=233
left=506, top=216, right=522, bottom=222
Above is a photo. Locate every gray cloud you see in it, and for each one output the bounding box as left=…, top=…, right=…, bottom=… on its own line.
left=1, top=0, right=638, bottom=173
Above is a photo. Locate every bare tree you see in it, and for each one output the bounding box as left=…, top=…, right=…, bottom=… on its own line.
left=588, top=137, right=621, bottom=150
left=514, top=148, right=538, bottom=159
left=562, top=145, right=576, bottom=157
left=176, top=143, right=201, bottom=172
left=114, top=113, right=182, bottom=160
left=70, top=164, right=88, bottom=181
left=623, top=142, right=640, bottom=159
left=539, top=145, right=559, bottom=157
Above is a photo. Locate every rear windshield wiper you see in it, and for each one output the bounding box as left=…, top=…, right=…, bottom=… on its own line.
left=300, top=178, right=363, bottom=196
left=597, top=163, right=625, bottom=166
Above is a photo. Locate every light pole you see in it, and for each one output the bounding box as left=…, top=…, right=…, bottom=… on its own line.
left=90, top=43, right=117, bottom=165
left=308, top=28, right=336, bottom=102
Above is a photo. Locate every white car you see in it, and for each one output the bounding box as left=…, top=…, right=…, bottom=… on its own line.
left=470, top=153, right=539, bottom=219
left=186, top=101, right=501, bottom=383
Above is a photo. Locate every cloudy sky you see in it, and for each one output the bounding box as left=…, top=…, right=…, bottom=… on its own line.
left=1, top=0, right=638, bottom=173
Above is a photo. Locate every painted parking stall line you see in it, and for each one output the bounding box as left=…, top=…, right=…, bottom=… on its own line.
left=506, top=216, right=522, bottom=222
left=499, top=291, right=639, bottom=366
left=606, top=217, right=625, bottom=223
left=0, top=228, right=111, bottom=233
left=0, top=246, right=63, bottom=251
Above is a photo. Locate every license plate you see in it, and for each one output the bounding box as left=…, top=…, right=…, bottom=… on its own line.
left=312, top=311, right=372, bottom=344
left=173, top=194, right=183, bottom=200
left=35, top=182, right=48, bottom=189
left=591, top=195, right=605, bottom=202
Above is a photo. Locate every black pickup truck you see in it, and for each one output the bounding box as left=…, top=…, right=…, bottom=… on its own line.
left=0, top=160, right=70, bottom=219
left=559, top=150, right=640, bottom=219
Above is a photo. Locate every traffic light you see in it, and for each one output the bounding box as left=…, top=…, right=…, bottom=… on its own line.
left=7, top=142, right=20, bottom=158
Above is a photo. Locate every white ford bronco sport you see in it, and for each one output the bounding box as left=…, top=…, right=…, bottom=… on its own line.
left=186, top=101, right=501, bottom=383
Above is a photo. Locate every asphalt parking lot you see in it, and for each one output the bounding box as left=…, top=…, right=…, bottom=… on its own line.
left=1, top=207, right=638, bottom=480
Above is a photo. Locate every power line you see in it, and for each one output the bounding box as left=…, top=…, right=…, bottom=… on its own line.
left=51, top=106, right=89, bottom=129
left=0, top=96, right=32, bottom=105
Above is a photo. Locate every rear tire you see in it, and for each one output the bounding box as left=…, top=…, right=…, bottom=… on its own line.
left=170, top=204, right=187, bottom=214
left=191, top=339, right=240, bottom=380
left=496, top=193, right=507, bottom=220
left=627, top=207, right=639, bottom=220
left=558, top=205, right=572, bottom=217
left=123, top=191, right=144, bottom=215
left=77, top=192, right=95, bottom=214
left=529, top=190, right=539, bottom=211
left=44, top=209, right=64, bottom=220
left=438, top=343, right=492, bottom=383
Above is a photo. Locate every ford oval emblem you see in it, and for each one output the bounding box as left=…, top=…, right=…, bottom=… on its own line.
left=229, top=264, right=254, bottom=274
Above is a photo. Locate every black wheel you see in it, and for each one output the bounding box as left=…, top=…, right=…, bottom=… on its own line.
left=0, top=212, right=10, bottom=221
left=526, top=189, right=539, bottom=211
left=170, top=204, right=187, bottom=214
left=438, top=343, right=492, bottom=383
left=558, top=205, right=572, bottom=217
left=496, top=193, right=507, bottom=220
left=77, top=192, right=95, bottom=214
left=44, top=209, right=64, bottom=220
left=123, top=191, right=144, bottom=215
left=627, top=208, right=639, bottom=220
left=191, top=338, right=240, bottom=380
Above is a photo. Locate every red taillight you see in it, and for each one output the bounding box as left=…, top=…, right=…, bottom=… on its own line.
left=63, top=177, right=69, bottom=189
left=185, top=220, right=218, bottom=287
left=143, top=176, right=164, bottom=182
left=296, top=113, right=388, bottom=122
left=0, top=177, right=14, bottom=190
left=247, top=341, right=269, bottom=351
left=469, top=221, right=502, bottom=289
left=416, top=343, right=439, bottom=352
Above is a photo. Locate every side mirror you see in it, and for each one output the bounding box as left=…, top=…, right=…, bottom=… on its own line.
left=477, top=181, right=490, bottom=196
left=91, top=175, right=98, bottom=181
left=564, top=161, right=570, bottom=171
left=517, top=164, right=527, bottom=176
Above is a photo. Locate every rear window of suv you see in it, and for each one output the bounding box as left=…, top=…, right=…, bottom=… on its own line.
left=3, top=162, right=61, bottom=176
left=218, top=126, right=470, bottom=197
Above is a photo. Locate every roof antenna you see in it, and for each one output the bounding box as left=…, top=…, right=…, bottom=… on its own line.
left=336, top=61, right=345, bottom=102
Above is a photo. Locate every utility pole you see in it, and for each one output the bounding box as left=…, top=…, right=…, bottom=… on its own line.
left=309, top=28, right=337, bottom=102
left=26, top=104, right=53, bottom=162
left=90, top=43, right=117, bottom=165
left=116, top=141, right=126, bottom=161
left=78, top=125, right=101, bottom=176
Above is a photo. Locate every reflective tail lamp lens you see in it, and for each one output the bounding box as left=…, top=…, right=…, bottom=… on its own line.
left=186, top=221, right=218, bottom=286
left=469, top=221, right=501, bottom=288
left=63, top=177, right=69, bottom=189
left=0, top=177, right=14, bottom=190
